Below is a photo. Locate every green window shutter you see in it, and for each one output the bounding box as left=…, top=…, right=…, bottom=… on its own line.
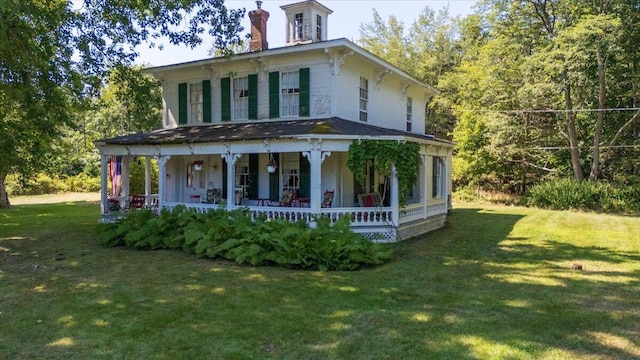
left=248, top=74, right=258, bottom=120
left=202, top=80, right=211, bottom=123
left=299, top=67, right=310, bottom=117
left=269, top=71, right=279, bottom=119
left=221, top=77, right=231, bottom=122
left=178, top=82, right=188, bottom=125
left=248, top=154, right=259, bottom=199
left=298, top=153, right=310, bottom=198
left=269, top=153, right=280, bottom=201
left=222, top=158, right=228, bottom=200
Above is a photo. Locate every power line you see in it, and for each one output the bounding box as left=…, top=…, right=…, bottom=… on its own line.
left=458, top=107, right=640, bottom=114
left=526, top=144, right=640, bottom=150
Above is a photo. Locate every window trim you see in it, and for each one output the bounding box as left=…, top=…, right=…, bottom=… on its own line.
left=294, top=13, right=303, bottom=40
left=359, top=77, right=369, bottom=122
left=280, top=70, right=300, bottom=117
left=189, top=82, right=204, bottom=124
left=232, top=76, right=249, bottom=120
left=406, top=97, right=413, bottom=132
left=316, top=14, right=322, bottom=40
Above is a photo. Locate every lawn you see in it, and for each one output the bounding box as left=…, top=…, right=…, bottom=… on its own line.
left=1, top=199, right=639, bottom=359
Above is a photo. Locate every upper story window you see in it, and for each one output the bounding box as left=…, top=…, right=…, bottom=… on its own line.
left=316, top=15, right=322, bottom=40
left=233, top=77, right=249, bottom=120
left=359, top=77, right=368, bottom=122
left=406, top=97, right=413, bottom=131
left=281, top=71, right=300, bottom=117
left=190, top=82, right=203, bottom=123
left=294, top=13, right=303, bottom=40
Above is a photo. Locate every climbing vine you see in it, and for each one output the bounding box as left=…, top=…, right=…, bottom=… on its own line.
left=347, top=139, right=421, bottom=206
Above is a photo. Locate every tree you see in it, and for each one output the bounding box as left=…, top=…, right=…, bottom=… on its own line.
left=0, top=0, right=245, bottom=208
left=359, top=6, right=461, bottom=138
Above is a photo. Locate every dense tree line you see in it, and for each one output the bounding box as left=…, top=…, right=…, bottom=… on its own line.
left=0, top=0, right=245, bottom=207
left=3, top=0, right=640, bottom=207
left=359, top=0, right=640, bottom=195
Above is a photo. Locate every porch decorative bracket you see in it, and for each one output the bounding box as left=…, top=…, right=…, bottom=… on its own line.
left=307, top=138, right=322, bottom=151
left=156, top=155, right=171, bottom=167
left=302, top=151, right=311, bottom=163
left=321, top=151, right=332, bottom=164
left=324, top=49, right=353, bottom=75
left=222, top=152, right=242, bottom=165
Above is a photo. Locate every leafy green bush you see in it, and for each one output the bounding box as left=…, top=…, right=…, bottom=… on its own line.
left=523, top=179, right=640, bottom=213
left=7, top=172, right=101, bottom=196
left=98, top=207, right=393, bottom=271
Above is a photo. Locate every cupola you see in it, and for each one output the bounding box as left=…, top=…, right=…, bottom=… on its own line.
left=280, top=0, right=333, bottom=46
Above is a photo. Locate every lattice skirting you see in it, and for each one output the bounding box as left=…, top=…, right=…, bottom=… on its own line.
left=351, top=227, right=398, bottom=243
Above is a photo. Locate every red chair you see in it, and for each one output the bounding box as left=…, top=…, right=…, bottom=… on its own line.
left=130, top=195, right=146, bottom=210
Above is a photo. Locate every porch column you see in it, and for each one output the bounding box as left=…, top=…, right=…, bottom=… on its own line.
left=144, top=157, right=152, bottom=205
left=157, top=155, right=170, bottom=209
left=307, top=149, right=322, bottom=214
left=223, top=152, right=241, bottom=210
left=421, top=154, right=427, bottom=219
left=121, top=156, right=131, bottom=198
left=100, top=154, right=109, bottom=215
left=390, top=163, right=399, bottom=226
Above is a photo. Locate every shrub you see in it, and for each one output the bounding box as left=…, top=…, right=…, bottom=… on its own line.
left=6, top=172, right=101, bottom=196
left=98, top=208, right=393, bottom=271
left=523, top=179, right=640, bottom=214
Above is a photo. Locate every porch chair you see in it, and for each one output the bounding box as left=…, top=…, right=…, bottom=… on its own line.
left=271, top=189, right=296, bottom=207
left=321, top=190, right=334, bottom=208
left=130, top=195, right=146, bottom=210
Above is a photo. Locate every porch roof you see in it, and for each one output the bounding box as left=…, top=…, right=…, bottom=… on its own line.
left=97, top=118, right=453, bottom=146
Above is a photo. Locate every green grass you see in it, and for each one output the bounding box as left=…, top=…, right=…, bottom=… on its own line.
left=1, top=200, right=639, bottom=359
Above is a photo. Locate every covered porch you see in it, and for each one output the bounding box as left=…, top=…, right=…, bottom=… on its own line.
left=95, top=118, right=453, bottom=242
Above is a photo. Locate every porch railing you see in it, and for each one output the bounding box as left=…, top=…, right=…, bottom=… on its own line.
left=160, top=202, right=395, bottom=228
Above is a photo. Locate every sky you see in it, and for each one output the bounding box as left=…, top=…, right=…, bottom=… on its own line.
left=136, top=0, right=477, bottom=67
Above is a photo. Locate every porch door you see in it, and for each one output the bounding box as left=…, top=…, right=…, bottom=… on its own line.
left=185, top=161, right=206, bottom=203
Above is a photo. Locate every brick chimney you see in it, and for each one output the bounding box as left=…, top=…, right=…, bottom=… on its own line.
left=249, top=1, right=269, bottom=52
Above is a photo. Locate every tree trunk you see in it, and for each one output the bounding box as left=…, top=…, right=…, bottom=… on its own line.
left=564, top=72, right=584, bottom=181
left=0, top=172, right=10, bottom=208
left=589, top=49, right=606, bottom=181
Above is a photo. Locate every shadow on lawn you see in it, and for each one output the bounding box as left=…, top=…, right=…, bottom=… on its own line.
left=381, top=207, right=640, bottom=359
left=2, top=204, right=639, bottom=359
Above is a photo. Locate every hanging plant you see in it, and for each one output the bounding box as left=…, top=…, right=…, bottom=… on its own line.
left=347, top=139, right=421, bottom=206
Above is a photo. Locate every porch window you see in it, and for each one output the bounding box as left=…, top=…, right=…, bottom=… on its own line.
left=190, top=82, right=203, bottom=123
left=233, top=76, right=249, bottom=120
left=406, top=97, right=413, bottom=132
left=281, top=71, right=300, bottom=117
left=359, top=77, right=368, bottom=122
left=281, top=152, right=300, bottom=194
left=235, top=157, right=250, bottom=202
left=187, top=163, right=205, bottom=188
left=294, top=13, right=303, bottom=40
left=354, top=160, right=375, bottom=204
left=432, top=157, right=444, bottom=198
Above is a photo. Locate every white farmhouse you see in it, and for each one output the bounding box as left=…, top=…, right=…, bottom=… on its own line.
left=95, top=0, right=454, bottom=242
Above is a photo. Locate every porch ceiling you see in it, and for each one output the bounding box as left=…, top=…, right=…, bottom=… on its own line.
left=97, top=117, right=452, bottom=146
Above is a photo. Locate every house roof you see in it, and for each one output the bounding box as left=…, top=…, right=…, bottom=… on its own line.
left=96, top=118, right=453, bottom=146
